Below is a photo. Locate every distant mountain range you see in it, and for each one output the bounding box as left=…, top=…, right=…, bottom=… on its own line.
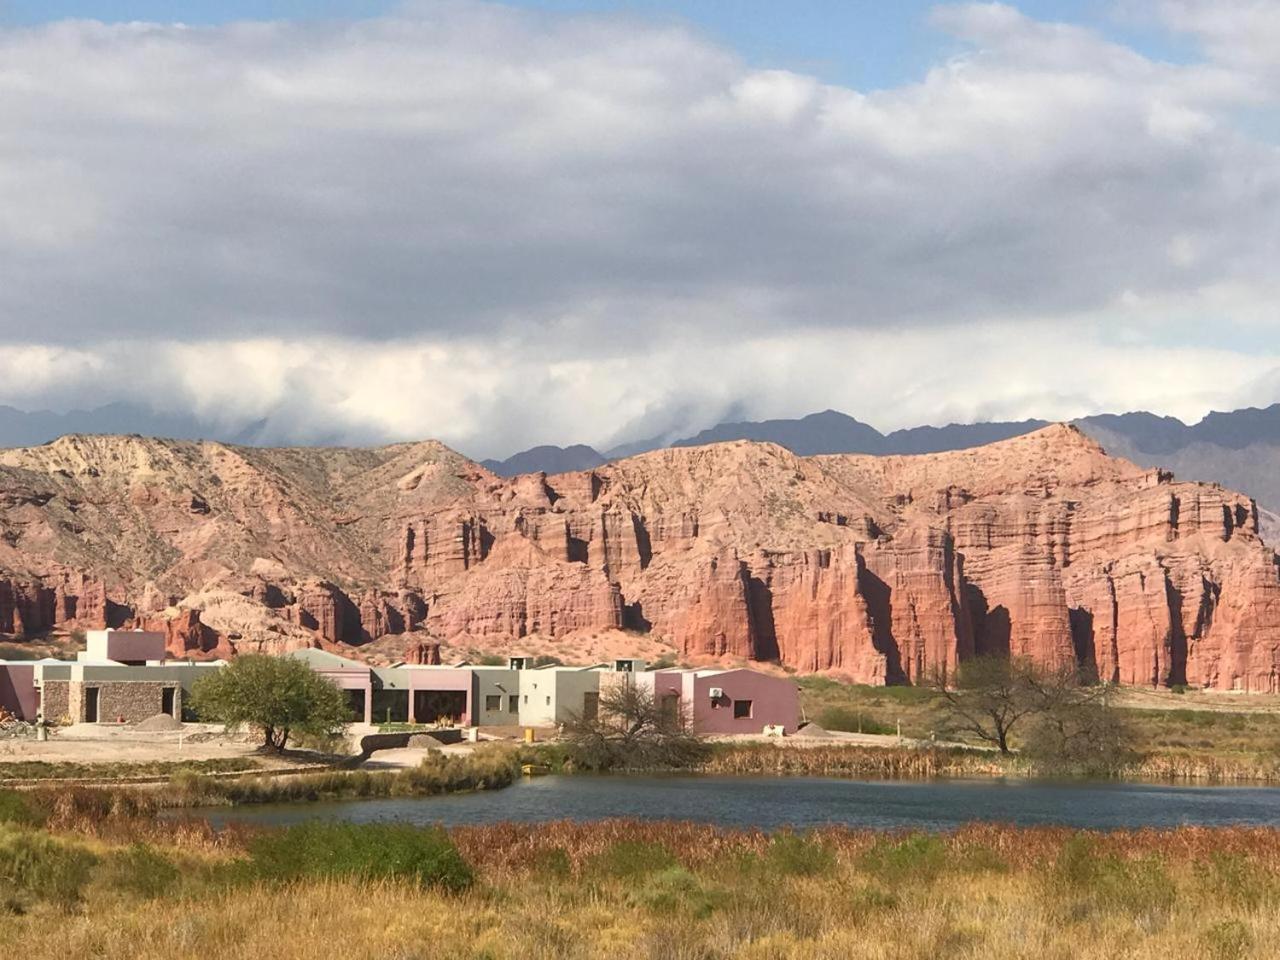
left=479, top=406, right=1280, bottom=539
left=3, top=400, right=1279, bottom=538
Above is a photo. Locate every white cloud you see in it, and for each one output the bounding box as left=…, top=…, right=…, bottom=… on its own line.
left=0, top=1, right=1275, bottom=453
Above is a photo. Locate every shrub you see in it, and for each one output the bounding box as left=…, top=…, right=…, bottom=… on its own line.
left=0, top=826, right=98, bottom=911
left=587, top=841, right=677, bottom=879
left=1201, top=919, right=1252, bottom=960
left=244, top=821, right=472, bottom=892
left=1047, top=836, right=1176, bottom=924
left=628, top=866, right=718, bottom=917
left=1204, top=852, right=1275, bottom=909
left=92, top=843, right=181, bottom=899
left=0, top=790, right=45, bottom=827
left=815, top=707, right=895, bottom=735
left=762, top=833, right=835, bottom=877
left=858, top=835, right=948, bottom=886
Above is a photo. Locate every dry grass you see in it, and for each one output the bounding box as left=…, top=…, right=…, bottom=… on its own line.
left=4, top=819, right=1280, bottom=959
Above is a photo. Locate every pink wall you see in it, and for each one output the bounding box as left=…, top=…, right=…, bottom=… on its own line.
left=685, top=669, right=800, bottom=735
left=94, top=631, right=166, bottom=663
left=0, top=665, right=37, bottom=721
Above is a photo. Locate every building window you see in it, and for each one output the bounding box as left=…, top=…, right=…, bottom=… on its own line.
left=545, top=696, right=551, bottom=706
left=710, top=698, right=723, bottom=709
left=485, top=695, right=502, bottom=712
left=523, top=695, right=528, bottom=704
left=733, top=699, right=753, bottom=719
left=509, top=694, right=519, bottom=714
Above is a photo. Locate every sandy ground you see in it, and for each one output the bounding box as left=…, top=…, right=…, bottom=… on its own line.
left=1113, top=687, right=1280, bottom=713
left=0, top=723, right=264, bottom=765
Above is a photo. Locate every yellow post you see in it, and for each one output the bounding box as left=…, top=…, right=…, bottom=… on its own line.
left=524, top=727, right=535, bottom=744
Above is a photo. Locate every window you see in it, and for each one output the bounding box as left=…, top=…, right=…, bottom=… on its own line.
left=523, top=695, right=528, bottom=704
left=710, top=698, right=723, bottom=710
left=733, top=699, right=753, bottom=719
left=485, top=695, right=502, bottom=712
left=509, top=694, right=519, bottom=714
left=545, top=696, right=551, bottom=706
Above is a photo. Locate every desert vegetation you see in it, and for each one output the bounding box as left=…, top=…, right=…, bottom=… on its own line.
left=2, top=788, right=1280, bottom=959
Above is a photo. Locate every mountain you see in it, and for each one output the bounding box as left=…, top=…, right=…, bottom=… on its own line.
left=480, top=407, right=1280, bottom=533
left=0, top=402, right=270, bottom=448
left=0, top=427, right=1276, bottom=691
left=481, top=444, right=606, bottom=477
left=484, top=412, right=1054, bottom=475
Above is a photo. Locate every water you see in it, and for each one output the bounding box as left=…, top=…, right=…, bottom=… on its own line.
left=196, top=775, right=1280, bottom=831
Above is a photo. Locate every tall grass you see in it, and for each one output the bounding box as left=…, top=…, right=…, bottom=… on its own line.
left=3, top=817, right=1280, bottom=958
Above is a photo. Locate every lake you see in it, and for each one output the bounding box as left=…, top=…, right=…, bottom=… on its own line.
left=196, top=774, right=1280, bottom=831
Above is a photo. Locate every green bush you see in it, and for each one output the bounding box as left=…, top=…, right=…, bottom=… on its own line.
left=628, top=866, right=719, bottom=917
left=1048, top=836, right=1176, bottom=923
left=0, top=826, right=98, bottom=912
left=1201, top=919, right=1252, bottom=960
left=1204, top=852, right=1275, bottom=909
left=245, top=822, right=472, bottom=892
left=587, top=841, right=677, bottom=879
left=762, top=833, right=835, bottom=877
left=815, top=707, right=895, bottom=736
left=93, top=843, right=181, bottom=899
left=0, top=790, right=45, bottom=827
left=858, top=835, right=948, bottom=886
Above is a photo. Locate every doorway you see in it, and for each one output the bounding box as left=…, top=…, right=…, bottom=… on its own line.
left=161, top=687, right=176, bottom=717
left=84, top=687, right=99, bottom=723
left=414, top=690, right=467, bottom=725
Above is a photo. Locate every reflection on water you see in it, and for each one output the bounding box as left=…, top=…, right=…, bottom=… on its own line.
left=197, top=774, right=1280, bottom=832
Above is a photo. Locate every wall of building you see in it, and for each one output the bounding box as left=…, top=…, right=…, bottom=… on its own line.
left=0, top=665, right=37, bottom=720
left=471, top=668, right=521, bottom=727
left=40, top=680, right=69, bottom=723
left=86, top=630, right=167, bottom=664
left=685, top=669, right=800, bottom=735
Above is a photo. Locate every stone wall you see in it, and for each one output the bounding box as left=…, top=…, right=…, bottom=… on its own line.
left=67, top=681, right=181, bottom=723
left=40, top=680, right=69, bottom=723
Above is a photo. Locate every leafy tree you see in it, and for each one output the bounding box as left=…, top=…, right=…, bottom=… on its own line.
left=564, top=682, right=709, bottom=771
left=190, top=655, right=351, bottom=752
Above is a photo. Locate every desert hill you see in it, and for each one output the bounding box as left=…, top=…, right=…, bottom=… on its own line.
left=0, top=425, right=1277, bottom=691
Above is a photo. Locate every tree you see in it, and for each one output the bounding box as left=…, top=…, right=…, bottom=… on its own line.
left=1021, top=682, right=1137, bottom=775
left=563, top=682, right=710, bottom=771
left=190, top=655, right=351, bottom=752
left=933, top=655, right=1136, bottom=768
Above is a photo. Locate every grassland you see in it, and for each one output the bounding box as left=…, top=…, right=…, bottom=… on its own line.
left=2, top=785, right=1279, bottom=960
left=798, top=677, right=1280, bottom=778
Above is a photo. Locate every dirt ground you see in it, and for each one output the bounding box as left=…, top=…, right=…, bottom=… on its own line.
left=1113, top=687, right=1280, bottom=713
left=0, top=723, right=264, bottom=765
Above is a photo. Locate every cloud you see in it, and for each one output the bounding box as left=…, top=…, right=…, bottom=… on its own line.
left=0, top=1, right=1276, bottom=453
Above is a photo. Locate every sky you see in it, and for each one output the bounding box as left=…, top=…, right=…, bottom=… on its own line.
left=0, top=0, right=1276, bottom=456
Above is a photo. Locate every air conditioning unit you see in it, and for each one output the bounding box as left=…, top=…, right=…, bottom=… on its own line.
left=709, top=687, right=724, bottom=699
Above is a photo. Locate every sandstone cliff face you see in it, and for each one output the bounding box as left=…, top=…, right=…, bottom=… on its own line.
left=0, top=427, right=1277, bottom=690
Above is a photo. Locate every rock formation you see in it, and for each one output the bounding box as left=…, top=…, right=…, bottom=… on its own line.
left=0, top=427, right=1277, bottom=690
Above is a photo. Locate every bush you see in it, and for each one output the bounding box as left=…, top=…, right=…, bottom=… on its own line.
left=92, top=843, right=180, bottom=899
left=245, top=822, right=473, bottom=892
left=1047, top=836, right=1176, bottom=923
left=815, top=707, right=895, bottom=736
left=628, top=866, right=718, bottom=917
left=587, top=841, right=677, bottom=879
left=0, top=790, right=45, bottom=827
left=1202, top=919, right=1252, bottom=960
left=762, top=833, right=835, bottom=877
left=0, top=826, right=98, bottom=911
left=858, top=835, right=948, bottom=886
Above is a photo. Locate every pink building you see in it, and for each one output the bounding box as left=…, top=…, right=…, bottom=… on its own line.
left=607, top=665, right=800, bottom=735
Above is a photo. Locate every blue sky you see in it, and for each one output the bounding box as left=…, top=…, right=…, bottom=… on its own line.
left=0, top=0, right=1194, bottom=89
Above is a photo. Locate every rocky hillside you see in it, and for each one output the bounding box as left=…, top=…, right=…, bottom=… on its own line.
left=0, top=427, right=1277, bottom=691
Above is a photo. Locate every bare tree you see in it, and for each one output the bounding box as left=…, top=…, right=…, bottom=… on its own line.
left=931, top=656, right=1043, bottom=754
left=933, top=656, right=1136, bottom=770
left=564, top=682, right=709, bottom=771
